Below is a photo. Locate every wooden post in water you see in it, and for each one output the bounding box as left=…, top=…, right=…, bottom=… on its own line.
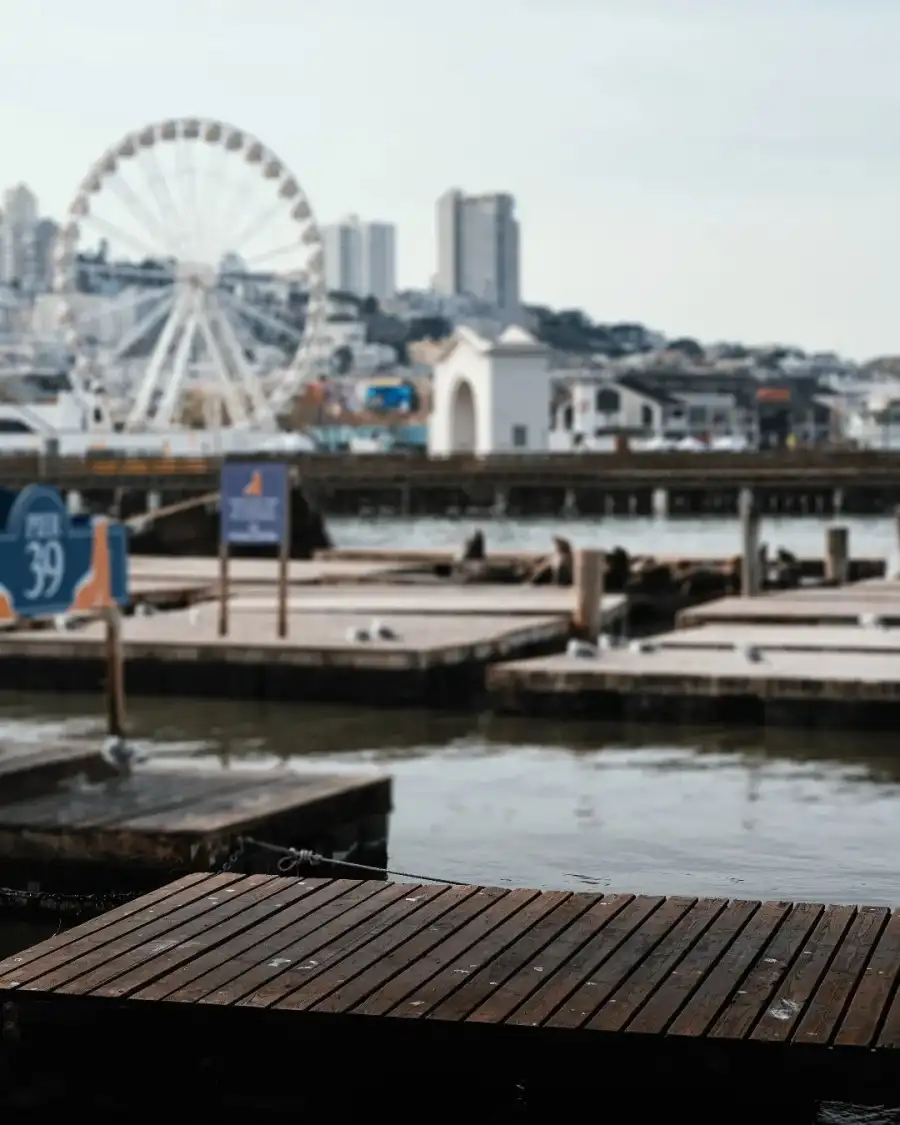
left=739, top=488, right=760, bottom=597
left=277, top=493, right=292, bottom=640
left=573, top=548, right=604, bottom=640
left=218, top=541, right=229, bottom=638
left=104, top=606, right=126, bottom=738
left=825, top=525, right=849, bottom=585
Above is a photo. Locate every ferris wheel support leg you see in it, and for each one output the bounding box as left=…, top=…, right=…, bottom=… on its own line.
left=156, top=303, right=200, bottom=426
left=194, top=307, right=248, bottom=428
left=126, top=288, right=191, bottom=432
left=209, top=295, right=276, bottom=431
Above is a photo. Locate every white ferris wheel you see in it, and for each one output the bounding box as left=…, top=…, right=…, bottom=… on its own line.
left=52, top=117, right=329, bottom=433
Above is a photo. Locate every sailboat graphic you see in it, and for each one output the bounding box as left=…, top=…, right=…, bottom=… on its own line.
left=243, top=470, right=264, bottom=497
left=71, top=518, right=115, bottom=611
left=0, top=584, right=14, bottom=624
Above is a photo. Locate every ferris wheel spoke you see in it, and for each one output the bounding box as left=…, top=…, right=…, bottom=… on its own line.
left=193, top=310, right=249, bottom=428
left=71, top=281, right=173, bottom=331
left=238, top=239, right=307, bottom=270
left=221, top=291, right=304, bottom=343
left=133, top=146, right=189, bottom=257
left=82, top=213, right=165, bottom=263
left=171, top=139, right=203, bottom=260
left=108, top=291, right=176, bottom=363
left=125, top=291, right=192, bottom=430
left=211, top=298, right=275, bottom=429
left=155, top=307, right=199, bottom=424
left=104, top=175, right=179, bottom=259
left=228, top=200, right=293, bottom=258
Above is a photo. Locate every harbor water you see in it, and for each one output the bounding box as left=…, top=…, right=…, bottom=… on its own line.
left=2, top=513, right=900, bottom=1121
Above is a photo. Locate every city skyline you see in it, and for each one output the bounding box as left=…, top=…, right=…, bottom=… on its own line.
left=1, top=1, right=897, bottom=358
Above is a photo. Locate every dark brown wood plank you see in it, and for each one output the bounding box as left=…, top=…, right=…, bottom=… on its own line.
left=85, top=876, right=320, bottom=999
left=751, top=904, right=855, bottom=1043
left=505, top=895, right=657, bottom=1029
left=351, top=888, right=533, bottom=1018
left=667, top=901, right=791, bottom=1037
left=119, top=774, right=387, bottom=835
left=792, top=906, right=889, bottom=1046
left=466, top=894, right=634, bottom=1026
left=625, top=899, right=760, bottom=1036
left=0, top=873, right=243, bottom=989
left=132, top=879, right=375, bottom=1002
left=275, top=884, right=468, bottom=1012
left=205, top=881, right=418, bottom=1007
left=586, top=898, right=727, bottom=1033
left=710, top=901, right=824, bottom=1040
left=310, top=885, right=486, bottom=1015
left=835, top=913, right=900, bottom=1048
left=0, top=773, right=252, bottom=830
left=422, top=892, right=585, bottom=1022
left=387, top=890, right=569, bottom=1020
left=0, top=873, right=213, bottom=978
left=15, top=874, right=262, bottom=993
left=553, top=896, right=696, bottom=1030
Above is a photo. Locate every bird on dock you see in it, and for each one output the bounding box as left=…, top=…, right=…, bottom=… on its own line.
left=859, top=612, right=886, bottom=630
left=345, top=625, right=371, bottom=643
left=630, top=639, right=656, bottom=654
left=566, top=638, right=598, bottom=659
left=52, top=614, right=72, bottom=633
left=738, top=643, right=764, bottom=663
left=187, top=605, right=201, bottom=626
left=134, top=602, right=155, bottom=618
left=100, top=736, right=145, bottom=776
left=369, top=618, right=399, bottom=641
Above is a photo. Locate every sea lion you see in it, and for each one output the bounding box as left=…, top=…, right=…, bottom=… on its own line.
left=457, top=529, right=486, bottom=562
left=529, top=536, right=573, bottom=586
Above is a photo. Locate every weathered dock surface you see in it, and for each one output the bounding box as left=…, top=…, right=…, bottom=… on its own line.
left=0, top=602, right=576, bottom=706
left=129, top=555, right=423, bottom=586
left=0, top=764, right=391, bottom=904
left=679, top=592, right=900, bottom=628
left=486, top=646, right=900, bottom=727
left=654, top=623, right=900, bottom=654
left=1, top=873, right=897, bottom=1111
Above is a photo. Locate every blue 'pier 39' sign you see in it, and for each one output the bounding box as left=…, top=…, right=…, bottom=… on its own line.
left=0, top=485, right=129, bottom=624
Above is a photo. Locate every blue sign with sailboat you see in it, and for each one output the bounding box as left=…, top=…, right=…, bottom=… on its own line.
left=220, top=461, right=289, bottom=546
left=0, top=485, right=128, bottom=623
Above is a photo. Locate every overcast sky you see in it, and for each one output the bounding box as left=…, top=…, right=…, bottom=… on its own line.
left=1, top=0, right=897, bottom=357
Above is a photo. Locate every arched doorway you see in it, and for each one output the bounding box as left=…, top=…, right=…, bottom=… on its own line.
left=449, top=378, right=477, bottom=452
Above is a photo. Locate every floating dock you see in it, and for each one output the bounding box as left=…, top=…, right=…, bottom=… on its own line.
left=0, top=753, right=391, bottom=908
left=0, top=579, right=626, bottom=706
left=0, top=873, right=896, bottom=1113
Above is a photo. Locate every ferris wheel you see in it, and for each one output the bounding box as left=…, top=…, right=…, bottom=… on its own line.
left=52, top=118, right=329, bottom=432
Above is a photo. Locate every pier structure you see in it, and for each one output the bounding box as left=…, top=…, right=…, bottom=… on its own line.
left=1, top=872, right=898, bottom=1115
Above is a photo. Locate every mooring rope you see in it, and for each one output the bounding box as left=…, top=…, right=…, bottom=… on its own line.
left=238, top=836, right=468, bottom=886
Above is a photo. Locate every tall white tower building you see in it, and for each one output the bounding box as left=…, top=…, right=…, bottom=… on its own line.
left=323, top=215, right=397, bottom=301
left=435, top=189, right=520, bottom=316
left=0, top=183, right=39, bottom=287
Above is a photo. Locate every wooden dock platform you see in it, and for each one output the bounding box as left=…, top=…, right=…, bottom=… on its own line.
left=0, top=762, right=391, bottom=907
left=1, top=873, right=897, bottom=1112
left=679, top=592, right=900, bottom=628
left=486, top=644, right=900, bottom=728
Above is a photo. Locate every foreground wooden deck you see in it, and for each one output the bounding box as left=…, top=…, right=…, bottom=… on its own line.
left=0, top=873, right=897, bottom=1109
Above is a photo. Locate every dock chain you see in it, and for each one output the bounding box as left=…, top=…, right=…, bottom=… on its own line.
left=0, top=836, right=464, bottom=918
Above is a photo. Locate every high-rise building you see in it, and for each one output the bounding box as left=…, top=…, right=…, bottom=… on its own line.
left=435, top=189, right=520, bottom=315
left=322, top=215, right=396, bottom=301
left=0, top=183, right=39, bottom=288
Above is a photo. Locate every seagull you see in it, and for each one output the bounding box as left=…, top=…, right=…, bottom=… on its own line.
left=134, top=602, right=155, bottom=618
left=187, top=605, right=201, bottom=626
left=738, top=643, right=764, bottom=663
left=566, top=639, right=598, bottom=659
left=369, top=618, right=399, bottom=641
left=100, top=736, right=145, bottom=776
left=52, top=614, right=71, bottom=633
left=630, top=639, right=656, bottom=654
left=859, top=613, right=886, bottom=630
left=346, top=625, right=371, bottom=643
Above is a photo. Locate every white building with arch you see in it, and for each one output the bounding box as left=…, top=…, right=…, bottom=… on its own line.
left=427, top=325, right=552, bottom=456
